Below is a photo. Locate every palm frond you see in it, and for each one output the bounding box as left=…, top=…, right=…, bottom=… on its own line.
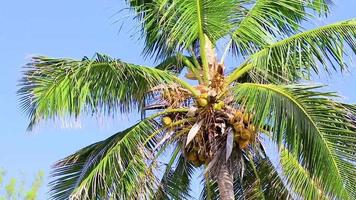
left=200, top=178, right=220, bottom=200
left=229, top=19, right=356, bottom=84
left=50, top=118, right=162, bottom=200
left=128, top=0, right=237, bottom=59
left=230, top=0, right=332, bottom=56
left=155, top=53, right=200, bottom=77
left=154, top=146, right=195, bottom=200
left=280, top=148, right=330, bottom=200
left=155, top=54, right=186, bottom=74
left=236, top=154, right=292, bottom=200
left=199, top=153, right=292, bottom=200
left=233, top=83, right=356, bottom=199
left=18, top=53, right=177, bottom=130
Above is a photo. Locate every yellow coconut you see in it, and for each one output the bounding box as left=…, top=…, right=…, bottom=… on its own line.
left=213, top=101, right=225, bottom=110
left=197, top=98, right=208, bottom=107
left=243, top=113, right=250, bottom=124
left=200, top=93, right=209, bottom=99
left=218, top=101, right=225, bottom=107
left=240, top=129, right=251, bottom=140
left=213, top=103, right=222, bottom=110
left=238, top=140, right=249, bottom=149
left=162, top=116, right=173, bottom=126
left=234, top=111, right=243, bottom=121
left=249, top=125, right=256, bottom=132
left=233, top=123, right=244, bottom=133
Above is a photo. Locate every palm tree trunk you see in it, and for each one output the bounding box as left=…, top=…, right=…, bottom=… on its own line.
left=217, top=162, right=234, bottom=200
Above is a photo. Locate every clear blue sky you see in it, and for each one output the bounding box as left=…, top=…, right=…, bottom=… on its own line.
left=0, top=0, right=355, bottom=199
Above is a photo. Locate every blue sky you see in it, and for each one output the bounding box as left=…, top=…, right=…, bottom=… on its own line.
left=0, top=0, right=355, bottom=199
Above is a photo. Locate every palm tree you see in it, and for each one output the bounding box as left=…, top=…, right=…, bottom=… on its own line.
left=18, top=0, right=356, bottom=199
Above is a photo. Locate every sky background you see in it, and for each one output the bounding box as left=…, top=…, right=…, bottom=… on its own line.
left=0, top=0, right=355, bottom=199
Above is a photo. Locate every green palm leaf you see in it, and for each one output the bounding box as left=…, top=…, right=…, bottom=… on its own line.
left=233, top=83, right=356, bottom=199
left=155, top=53, right=200, bottom=77
left=280, top=148, right=330, bottom=200
left=200, top=153, right=292, bottom=200
left=227, top=19, right=356, bottom=84
left=200, top=178, right=219, bottom=200
left=128, top=0, right=236, bottom=59
left=237, top=155, right=292, bottom=200
left=230, top=0, right=332, bottom=55
left=155, top=54, right=186, bottom=74
left=50, top=118, right=162, bottom=200
left=154, top=146, right=195, bottom=200
left=18, top=53, right=177, bottom=130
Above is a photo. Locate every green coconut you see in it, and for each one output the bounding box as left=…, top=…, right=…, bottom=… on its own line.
left=200, top=93, right=209, bottom=99
left=213, top=101, right=225, bottom=110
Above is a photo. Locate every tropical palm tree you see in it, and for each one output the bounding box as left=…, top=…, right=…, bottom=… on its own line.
left=18, top=0, right=356, bottom=199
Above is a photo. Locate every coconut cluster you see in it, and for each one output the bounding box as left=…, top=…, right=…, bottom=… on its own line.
left=197, top=93, right=209, bottom=107
left=185, top=133, right=209, bottom=167
left=157, top=81, right=258, bottom=167
left=229, top=111, right=256, bottom=149
left=161, top=116, right=209, bottom=167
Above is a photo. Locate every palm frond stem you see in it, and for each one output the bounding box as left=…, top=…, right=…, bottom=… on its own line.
left=196, top=0, right=209, bottom=82
left=220, top=40, right=232, bottom=65
left=225, top=63, right=253, bottom=85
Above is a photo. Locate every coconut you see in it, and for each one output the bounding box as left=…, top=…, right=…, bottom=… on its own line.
left=238, top=140, right=249, bottom=149
left=218, top=101, right=225, bottom=107
left=162, top=116, right=173, bottom=126
left=249, top=125, right=256, bottom=132
left=187, top=150, right=198, bottom=162
left=243, top=113, right=250, bottom=124
left=233, top=124, right=244, bottom=133
left=200, top=93, right=209, bottom=99
left=213, top=101, right=225, bottom=110
left=213, top=103, right=222, bottom=110
left=234, top=111, right=243, bottom=121
left=240, top=129, right=251, bottom=140
left=197, top=98, right=208, bottom=107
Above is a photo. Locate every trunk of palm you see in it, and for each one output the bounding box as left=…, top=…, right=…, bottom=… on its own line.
left=217, top=162, right=234, bottom=200
left=204, top=37, right=234, bottom=199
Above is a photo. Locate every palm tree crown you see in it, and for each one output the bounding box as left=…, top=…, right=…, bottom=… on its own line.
left=18, top=0, right=356, bottom=199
